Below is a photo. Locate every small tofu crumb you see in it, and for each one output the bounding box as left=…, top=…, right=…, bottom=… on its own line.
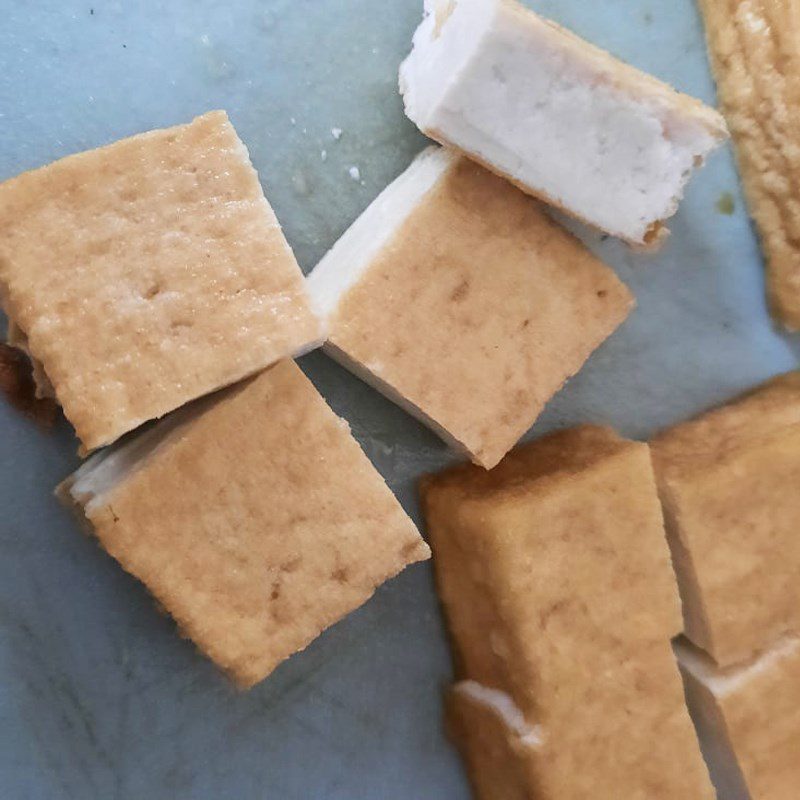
left=331, top=127, right=343, bottom=140
left=321, top=149, right=327, bottom=162
left=348, top=166, right=361, bottom=181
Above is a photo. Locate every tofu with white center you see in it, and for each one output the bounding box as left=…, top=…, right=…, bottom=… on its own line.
left=308, top=147, right=633, bottom=469
left=59, top=360, right=430, bottom=689
left=400, top=0, right=729, bottom=245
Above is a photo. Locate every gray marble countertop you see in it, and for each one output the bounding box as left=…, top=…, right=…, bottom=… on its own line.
left=0, top=1, right=793, bottom=798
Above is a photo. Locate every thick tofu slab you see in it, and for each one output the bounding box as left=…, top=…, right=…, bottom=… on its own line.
left=60, top=360, right=429, bottom=688
left=651, top=372, right=800, bottom=667
left=309, top=148, right=632, bottom=469
left=0, top=111, right=322, bottom=451
left=676, top=636, right=800, bottom=800
left=400, top=0, right=728, bottom=245
left=698, top=0, right=800, bottom=329
left=420, top=427, right=713, bottom=799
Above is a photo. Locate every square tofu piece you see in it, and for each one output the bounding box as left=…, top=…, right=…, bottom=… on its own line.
left=0, top=111, right=322, bottom=451
left=420, top=426, right=714, bottom=799
left=676, top=636, right=800, bottom=800
left=60, top=360, right=429, bottom=688
left=400, top=0, right=728, bottom=245
left=308, top=148, right=633, bottom=469
left=651, top=372, right=800, bottom=667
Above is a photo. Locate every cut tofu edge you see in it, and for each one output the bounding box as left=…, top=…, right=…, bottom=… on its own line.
left=401, top=0, right=728, bottom=244
left=674, top=634, right=800, bottom=699
left=5, top=320, right=56, bottom=399
left=451, top=680, right=544, bottom=748
left=307, top=146, right=456, bottom=322
left=655, top=477, right=717, bottom=653
left=676, top=641, right=752, bottom=800
left=322, top=340, right=479, bottom=464
left=61, top=392, right=217, bottom=513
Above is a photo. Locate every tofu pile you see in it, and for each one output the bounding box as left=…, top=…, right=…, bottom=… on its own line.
left=421, top=427, right=715, bottom=799
left=651, top=373, right=800, bottom=798
left=0, top=5, right=743, bottom=789
left=0, top=112, right=430, bottom=687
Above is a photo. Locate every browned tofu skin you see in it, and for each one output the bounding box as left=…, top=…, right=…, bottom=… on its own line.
left=329, top=157, right=633, bottom=469
left=651, top=372, right=800, bottom=667
left=421, top=426, right=713, bottom=800
left=699, top=0, right=800, bottom=329
left=62, top=361, right=429, bottom=688
left=0, top=111, right=320, bottom=451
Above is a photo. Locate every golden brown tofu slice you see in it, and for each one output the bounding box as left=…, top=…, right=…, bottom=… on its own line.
left=0, top=111, right=322, bottom=451
left=309, top=148, right=633, bottom=470
left=676, top=635, right=800, bottom=800
left=60, top=360, right=429, bottom=688
left=421, top=426, right=713, bottom=800
left=651, top=372, right=800, bottom=667
left=698, top=0, right=800, bottom=329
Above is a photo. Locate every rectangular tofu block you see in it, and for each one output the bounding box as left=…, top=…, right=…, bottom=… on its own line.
left=651, top=372, right=800, bottom=667
left=0, top=111, right=322, bottom=451
left=400, top=0, right=728, bottom=245
left=60, top=360, right=429, bottom=688
left=308, top=147, right=632, bottom=469
left=698, top=0, right=800, bottom=329
left=676, top=636, right=800, bottom=800
left=420, top=426, right=713, bottom=799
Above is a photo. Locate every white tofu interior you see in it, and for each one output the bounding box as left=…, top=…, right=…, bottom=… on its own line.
left=453, top=680, right=544, bottom=747
left=400, top=0, right=725, bottom=243
left=675, top=635, right=800, bottom=699
left=307, top=146, right=455, bottom=321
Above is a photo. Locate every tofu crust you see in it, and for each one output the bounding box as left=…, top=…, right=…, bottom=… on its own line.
left=319, top=153, right=633, bottom=469
left=421, top=426, right=713, bottom=799
left=698, top=0, right=800, bottom=329
left=60, top=360, right=429, bottom=688
left=651, top=372, right=800, bottom=666
left=0, top=111, right=322, bottom=451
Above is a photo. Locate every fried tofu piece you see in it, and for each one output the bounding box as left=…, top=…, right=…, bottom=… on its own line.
left=698, top=0, right=800, bottom=329
left=651, top=372, right=800, bottom=667
left=676, top=635, right=800, bottom=800
left=400, top=0, right=728, bottom=245
left=309, top=148, right=633, bottom=470
left=60, top=360, right=429, bottom=688
left=420, top=426, right=713, bottom=799
left=0, top=111, right=322, bottom=451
